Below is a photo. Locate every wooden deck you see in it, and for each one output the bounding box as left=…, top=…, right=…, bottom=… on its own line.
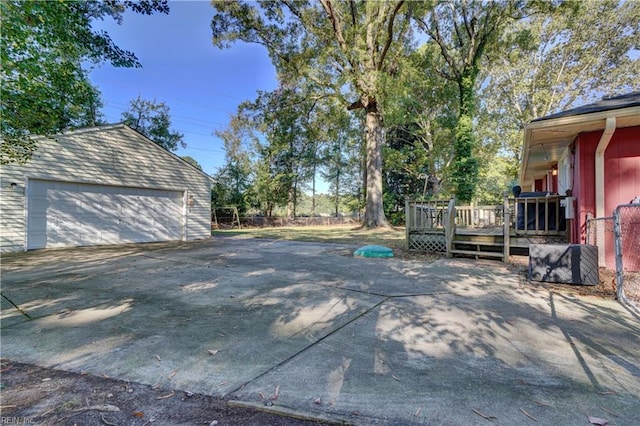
left=455, top=226, right=502, bottom=235
left=406, top=198, right=570, bottom=261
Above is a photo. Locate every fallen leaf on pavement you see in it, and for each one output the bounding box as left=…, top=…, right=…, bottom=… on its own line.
left=599, top=407, right=618, bottom=417
left=270, top=385, right=280, bottom=400
left=588, top=416, right=609, bottom=425
left=156, top=392, right=175, bottom=400
left=520, top=408, right=537, bottom=421
left=167, top=370, right=177, bottom=380
left=472, top=408, right=496, bottom=420
left=208, top=349, right=219, bottom=355
left=155, top=355, right=161, bottom=361
left=101, top=413, right=117, bottom=426
left=133, top=411, right=144, bottom=418
left=85, top=404, right=120, bottom=412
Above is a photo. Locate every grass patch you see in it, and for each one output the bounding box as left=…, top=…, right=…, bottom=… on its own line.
left=213, top=225, right=406, bottom=248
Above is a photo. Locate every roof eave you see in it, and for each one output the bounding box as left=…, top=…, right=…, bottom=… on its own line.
left=520, top=105, right=640, bottom=188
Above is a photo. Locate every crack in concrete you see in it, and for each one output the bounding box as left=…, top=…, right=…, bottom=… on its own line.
left=224, top=288, right=452, bottom=399
left=226, top=296, right=391, bottom=397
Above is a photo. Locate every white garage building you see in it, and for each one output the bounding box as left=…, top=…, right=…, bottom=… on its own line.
left=1, top=124, right=213, bottom=252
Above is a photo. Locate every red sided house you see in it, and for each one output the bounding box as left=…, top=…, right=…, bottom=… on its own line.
left=520, top=92, right=640, bottom=269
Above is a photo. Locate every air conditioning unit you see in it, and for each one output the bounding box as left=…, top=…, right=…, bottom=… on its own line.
left=528, top=244, right=599, bottom=285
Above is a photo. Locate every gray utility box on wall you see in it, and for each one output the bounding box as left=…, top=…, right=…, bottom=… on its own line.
left=528, top=244, right=599, bottom=285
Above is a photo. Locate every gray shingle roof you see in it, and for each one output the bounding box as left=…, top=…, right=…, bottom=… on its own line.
left=532, top=92, right=640, bottom=122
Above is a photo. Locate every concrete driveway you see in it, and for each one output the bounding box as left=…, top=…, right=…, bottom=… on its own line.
left=1, top=237, right=639, bottom=425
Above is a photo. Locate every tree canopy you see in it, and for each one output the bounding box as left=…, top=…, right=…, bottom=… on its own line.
left=481, top=0, right=640, bottom=165
left=0, top=0, right=169, bottom=164
left=211, top=0, right=414, bottom=227
left=121, top=96, right=185, bottom=152
left=210, top=0, right=638, bottom=221
left=415, top=0, right=530, bottom=202
left=4, top=0, right=638, bottom=225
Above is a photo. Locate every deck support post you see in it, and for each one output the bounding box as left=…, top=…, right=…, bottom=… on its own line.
left=445, top=198, right=456, bottom=257
left=503, top=195, right=510, bottom=262
left=405, top=198, right=410, bottom=250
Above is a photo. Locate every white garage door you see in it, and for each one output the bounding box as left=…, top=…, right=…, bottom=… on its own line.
left=27, top=180, right=184, bottom=249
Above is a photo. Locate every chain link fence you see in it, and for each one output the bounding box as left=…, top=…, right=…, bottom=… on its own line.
left=587, top=204, right=639, bottom=312
left=586, top=216, right=614, bottom=247
left=613, top=204, right=640, bottom=312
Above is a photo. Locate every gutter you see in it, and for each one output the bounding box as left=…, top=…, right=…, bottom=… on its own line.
left=519, top=128, right=531, bottom=188
left=594, top=116, right=616, bottom=266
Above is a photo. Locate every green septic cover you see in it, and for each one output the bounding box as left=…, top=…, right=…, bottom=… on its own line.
left=354, top=245, right=394, bottom=258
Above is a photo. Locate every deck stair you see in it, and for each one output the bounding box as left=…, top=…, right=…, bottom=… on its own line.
left=450, top=233, right=505, bottom=259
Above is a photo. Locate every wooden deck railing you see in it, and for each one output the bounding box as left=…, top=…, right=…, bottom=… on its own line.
left=406, top=196, right=569, bottom=257
left=405, top=200, right=505, bottom=230
left=405, top=200, right=450, bottom=231
left=406, top=196, right=567, bottom=232
left=508, top=195, right=568, bottom=236
left=453, top=204, right=505, bottom=227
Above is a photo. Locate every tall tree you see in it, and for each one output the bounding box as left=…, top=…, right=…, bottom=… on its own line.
left=121, top=96, right=185, bottom=151
left=480, top=0, right=640, bottom=169
left=245, top=85, right=321, bottom=218
left=318, top=101, right=362, bottom=217
left=380, top=42, right=458, bottom=202
left=0, top=0, right=169, bottom=164
left=211, top=0, right=414, bottom=227
left=213, top=111, right=257, bottom=214
left=252, top=147, right=291, bottom=218
left=415, top=0, right=525, bottom=203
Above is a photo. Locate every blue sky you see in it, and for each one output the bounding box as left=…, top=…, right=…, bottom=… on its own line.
left=89, top=0, right=278, bottom=177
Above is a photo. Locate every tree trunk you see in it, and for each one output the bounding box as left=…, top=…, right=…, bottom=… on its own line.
left=311, top=162, right=317, bottom=216
left=364, top=107, right=388, bottom=227
left=287, top=184, right=295, bottom=219
left=452, top=70, right=479, bottom=203
left=334, top=168, right=340, bottom=217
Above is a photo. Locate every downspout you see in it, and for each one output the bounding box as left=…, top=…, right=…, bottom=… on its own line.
left=594, top=116, right=616, bottom=266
